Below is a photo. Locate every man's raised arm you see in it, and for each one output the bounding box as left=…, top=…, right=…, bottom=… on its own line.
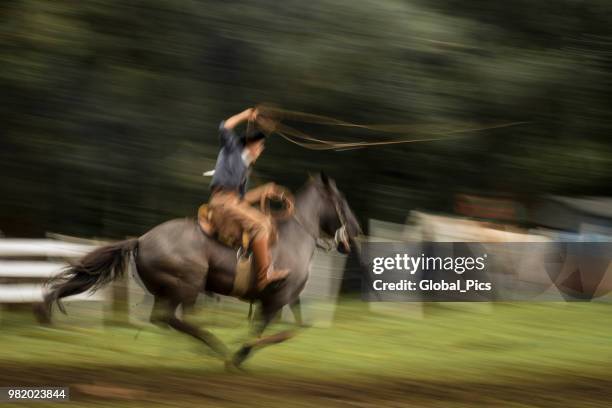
left=223, top=108, right=255, bottom=130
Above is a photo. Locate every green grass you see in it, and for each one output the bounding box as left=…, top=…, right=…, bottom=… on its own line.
left=1, top=300, right=611, bottom=407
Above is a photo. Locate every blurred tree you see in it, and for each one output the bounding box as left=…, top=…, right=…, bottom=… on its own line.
left=1, top=0, right=610, bottom=237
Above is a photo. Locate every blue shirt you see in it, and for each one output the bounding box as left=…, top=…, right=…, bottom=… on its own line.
left=210, top=121, right=249, bottom=197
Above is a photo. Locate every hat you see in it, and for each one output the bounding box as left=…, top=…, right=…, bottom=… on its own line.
left=244, top=129, right=267, bottom=144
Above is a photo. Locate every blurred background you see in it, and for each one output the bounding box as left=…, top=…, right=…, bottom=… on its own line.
left=1, top=1, right=612, bottom=407
left=1, top=0, right=611, bottom=239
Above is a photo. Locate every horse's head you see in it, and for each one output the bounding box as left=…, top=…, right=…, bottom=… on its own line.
left=312, top=173, right=362, bottom=254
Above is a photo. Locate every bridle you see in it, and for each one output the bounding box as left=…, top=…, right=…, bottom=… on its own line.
left=292, top=194, right=350, bottom=253
left=332, top=199, right=350, bottom=252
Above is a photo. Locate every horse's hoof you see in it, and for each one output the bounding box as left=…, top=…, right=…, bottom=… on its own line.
left=231, top=346, right=253, bottom=368
left=224, top=359, right=246, bottom=373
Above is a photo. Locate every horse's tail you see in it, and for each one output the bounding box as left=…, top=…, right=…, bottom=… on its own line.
left=42, top=238, right=138, bottom=316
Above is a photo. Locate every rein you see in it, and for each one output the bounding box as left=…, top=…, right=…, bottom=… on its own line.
left=292, top=212, right=333, bottom=251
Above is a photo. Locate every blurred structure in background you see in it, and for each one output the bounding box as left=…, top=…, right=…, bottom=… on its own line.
left=531, top=196, right=612, bottom=234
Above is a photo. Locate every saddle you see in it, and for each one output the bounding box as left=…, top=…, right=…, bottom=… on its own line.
left=198, top=204, right=251, bottom=250
left=198, top=204, right=255, bottom=298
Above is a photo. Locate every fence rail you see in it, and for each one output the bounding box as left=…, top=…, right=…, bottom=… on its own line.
left=0, top=239, right=93, bottom=258
left=0, top=239, right=98, bottom=304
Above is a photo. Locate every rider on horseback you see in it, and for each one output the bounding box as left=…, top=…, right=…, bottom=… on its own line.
left=208, top=107, right=289, bottom=292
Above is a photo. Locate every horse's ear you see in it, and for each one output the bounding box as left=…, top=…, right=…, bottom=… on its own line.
left=320, top=172, right=330, bottom=186
left=319, top=172, right=337, bottom=191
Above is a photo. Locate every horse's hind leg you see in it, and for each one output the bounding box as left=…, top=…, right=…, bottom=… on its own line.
left=33, top=302, right=52, bottom=324
left=150, top=296, right=171, bottom=329
left=156, top=295, right=230, bottom=360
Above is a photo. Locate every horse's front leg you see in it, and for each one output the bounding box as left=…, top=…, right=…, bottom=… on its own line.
left=231, top=303, right=296, bottom=368
left=290, top=297, right=311, bottom=328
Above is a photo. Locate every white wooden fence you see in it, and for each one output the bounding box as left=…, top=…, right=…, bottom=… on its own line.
left=0, top=238, right=349, bottom=327
left=0, top=239, right=105, bottom=304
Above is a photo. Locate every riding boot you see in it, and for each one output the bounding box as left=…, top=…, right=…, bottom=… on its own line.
left=252, top=236, right=289, bottom=292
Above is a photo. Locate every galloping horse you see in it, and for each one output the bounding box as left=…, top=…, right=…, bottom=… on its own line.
left=37, top=174, right=361, bottom=368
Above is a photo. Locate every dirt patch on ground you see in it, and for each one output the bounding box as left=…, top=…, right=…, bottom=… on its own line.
left=1, top=361, right=611, bottom=407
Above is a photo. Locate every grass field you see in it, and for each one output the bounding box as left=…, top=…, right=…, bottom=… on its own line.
left=1, top=299, right=611, bottom=407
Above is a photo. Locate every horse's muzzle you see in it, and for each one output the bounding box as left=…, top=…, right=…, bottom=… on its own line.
left=335, top=225, right=351, bottom=254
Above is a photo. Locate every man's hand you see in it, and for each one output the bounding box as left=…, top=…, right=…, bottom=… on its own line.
left=262, top=182, right=277, bottom=199
left=224, top=108, right=255, bottom=130
left=250, top=107, right=259, bottom=123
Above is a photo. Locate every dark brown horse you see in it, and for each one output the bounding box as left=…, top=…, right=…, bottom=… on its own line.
left=38, top=174, right=360, bottom=368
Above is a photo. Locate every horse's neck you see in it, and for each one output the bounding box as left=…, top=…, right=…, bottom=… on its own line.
left=292, top=184, right=321, bottom=237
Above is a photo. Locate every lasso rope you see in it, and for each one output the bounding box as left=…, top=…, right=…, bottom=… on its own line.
left=256, top=105, right=528, bottom=151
